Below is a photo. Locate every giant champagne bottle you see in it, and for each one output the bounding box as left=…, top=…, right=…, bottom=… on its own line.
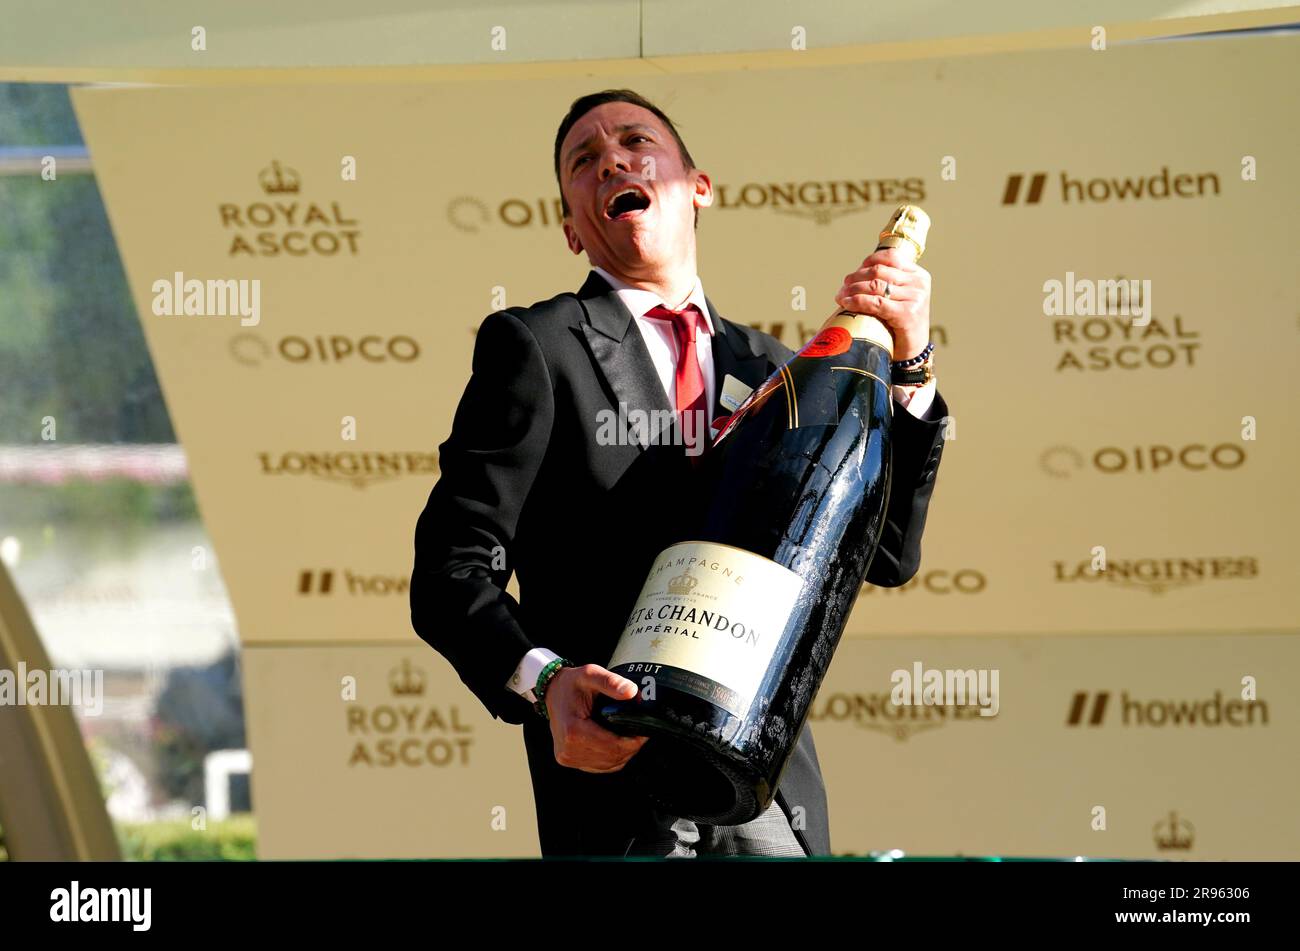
left=593, top=205, right=932, bottom=825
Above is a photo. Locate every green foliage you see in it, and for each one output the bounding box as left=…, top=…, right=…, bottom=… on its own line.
left=0, top=82, right=175, bottom=444
left=117, top=815, right=257, bottom=862
left=0, top=83, right=81, bottom=145
left=0, top=479, right=198, bottom=528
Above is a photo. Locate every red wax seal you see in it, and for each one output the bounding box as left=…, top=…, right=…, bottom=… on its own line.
left=800, top=326, right=852, bottom=358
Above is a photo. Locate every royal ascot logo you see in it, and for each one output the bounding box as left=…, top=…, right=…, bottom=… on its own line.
left=218, top=160, right=362, bottom=257
left=1153, top=811, right=1195, bottom=852
left=860, top=567, right=986, bottom=596
left=229, top=332, right=421, bottom=366
left=446, top=177, right=925, bottom=232
left=297, top=569, right=410, bottom=596
left=1065, top=690, right=1268, bottom=728
left=257, top=450, right=438, bottom=489
left=1039, top=443, right=1246, bottom=477
left=1044, top=273, right=1202, bottom=372
left=347, top=659, right=473, bottom=768
left=1051, top=312, right=1200, bottom=372
left=809, top=689, right=991, bottom=741
left=1052, top=555, right=1258, bottom=595
left=1002, top=166, right=1220, bottom=206
left=389, top=657, right=425, bottom=696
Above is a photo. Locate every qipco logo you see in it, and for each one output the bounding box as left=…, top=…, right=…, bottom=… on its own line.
left=862, top=569, right=987, bottom=596
left=1093, top=443, right=1246, bottom=474
left=231, top=333, right=420, bottom=366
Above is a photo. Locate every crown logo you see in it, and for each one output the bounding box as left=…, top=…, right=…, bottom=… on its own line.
left=259, top=159, right=301, bottom=195
left=1153, top=810, right=1194, bottom=851
left=667, top=570, right=699, bottom=596
left=389, top=658, right=426, bottom=697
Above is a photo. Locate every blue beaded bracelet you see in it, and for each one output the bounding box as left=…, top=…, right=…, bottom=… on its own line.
left=891, top=341, right=934, bottom=368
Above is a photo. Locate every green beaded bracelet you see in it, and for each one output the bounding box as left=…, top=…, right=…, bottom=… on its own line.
left=533, top=658, right=576, bottom=720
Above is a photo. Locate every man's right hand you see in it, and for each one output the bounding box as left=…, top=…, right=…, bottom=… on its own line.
left=545, top=664, right=649, bottom=773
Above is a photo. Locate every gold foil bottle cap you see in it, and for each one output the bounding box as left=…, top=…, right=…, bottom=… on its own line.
left=877, top=205, right=930, bottom=261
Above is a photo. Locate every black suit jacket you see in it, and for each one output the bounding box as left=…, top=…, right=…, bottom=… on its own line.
left=411, top=269, right=949, bottom=857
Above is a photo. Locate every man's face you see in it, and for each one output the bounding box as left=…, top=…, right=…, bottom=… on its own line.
left=558, top=101, right=711, bottom=274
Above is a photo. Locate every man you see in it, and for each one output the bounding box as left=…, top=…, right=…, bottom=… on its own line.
left=411, top=89, right=948, bottom=858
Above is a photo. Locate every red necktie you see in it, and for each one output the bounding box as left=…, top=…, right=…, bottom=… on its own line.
left=644, top=303, right=708, bottom=453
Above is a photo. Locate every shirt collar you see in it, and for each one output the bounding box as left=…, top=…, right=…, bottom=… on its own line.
left=591, top=265, right=715, bottom=336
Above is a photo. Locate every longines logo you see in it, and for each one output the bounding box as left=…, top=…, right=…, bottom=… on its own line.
left=1040, top=442, right=1246, bottom=477
left=230, top=333, right=420, bottom=366
left=297, top=569, right=410, bottom=596
left=1066, top=690, right=1268, bottom=728
left=1154, top=810, right=1194, bottom=851
left=347, top=659, right=473, bottom=768
left=1002, top=166, right=1220, bottom=205
left=447, top=177, right=925, bottom=232
left=1052, top=556, right=1258, bottom=594
left=257, top=451, right=438, bottom=488
left=809, top=690, right=990, bottom=741
left=710, top=178, right=925, bottom=224
left=860, top=568, right=986, bottom=596
left=218, top=160, right=362, bottom=257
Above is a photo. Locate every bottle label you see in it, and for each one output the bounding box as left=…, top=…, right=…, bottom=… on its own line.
left=607, top=541, right=803, bottom=717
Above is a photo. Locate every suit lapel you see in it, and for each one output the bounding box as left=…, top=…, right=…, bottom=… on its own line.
left=578, top=271, right=676, bottom=450
left=576, top=271, right=774, bottom=452
left=704, top=293, right=772, bottom=419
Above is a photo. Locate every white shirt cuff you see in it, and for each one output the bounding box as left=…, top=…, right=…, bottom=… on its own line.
left=892, top=379, right=937, bottom=420
left=505, top=646, right=561, bottom=704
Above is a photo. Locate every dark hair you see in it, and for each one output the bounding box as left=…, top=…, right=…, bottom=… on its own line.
left=553, top=88, right=699, bottom=229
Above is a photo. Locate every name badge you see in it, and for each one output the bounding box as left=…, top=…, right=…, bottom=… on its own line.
left=720, top=374, right=754, bottom=412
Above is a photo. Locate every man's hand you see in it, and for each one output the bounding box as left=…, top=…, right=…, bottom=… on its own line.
left=545, top=664, right=649, bottom=774
left=835, top=246, right=932, bottom=361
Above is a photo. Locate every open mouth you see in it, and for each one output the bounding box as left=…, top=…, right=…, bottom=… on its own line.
left=604, top=186, right=652, bottom=221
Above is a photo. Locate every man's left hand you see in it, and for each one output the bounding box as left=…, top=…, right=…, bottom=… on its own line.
left=834, top=247, right=931, bottom=361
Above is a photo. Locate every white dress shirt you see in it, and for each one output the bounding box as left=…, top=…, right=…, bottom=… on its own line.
left=505, top=266, right=938, bottom=704
left=594, top=264, right=720, bottom=423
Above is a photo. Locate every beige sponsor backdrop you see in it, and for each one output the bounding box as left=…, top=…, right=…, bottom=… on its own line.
left=240, top=647, right=537, bottom=859
left=8, top=1, right=1297, bottom=78
left=819, top=634, right=1299, bottom=860
left=72, top=32, right=1298, bottom=857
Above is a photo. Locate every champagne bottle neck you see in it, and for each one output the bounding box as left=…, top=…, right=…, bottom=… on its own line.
left=817, top=311, right=894, bottom=356
left=815, top=215, right=926, bottom=359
